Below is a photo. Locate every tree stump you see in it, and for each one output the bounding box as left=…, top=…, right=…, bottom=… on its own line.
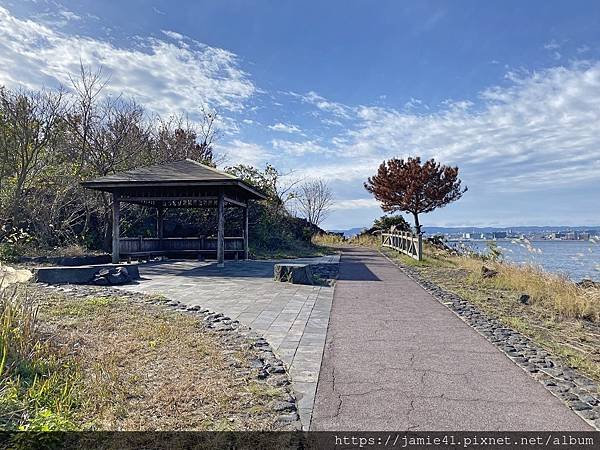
left=273, top=264, right=314, bottom=285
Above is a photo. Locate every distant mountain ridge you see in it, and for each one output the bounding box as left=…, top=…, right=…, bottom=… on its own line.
left=422, top=225, right=600, bottom=234
left=330, top=225, right=600, bottom=237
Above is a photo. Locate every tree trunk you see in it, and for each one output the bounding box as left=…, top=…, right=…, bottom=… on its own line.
left=412, top=212, right=421, bottom=234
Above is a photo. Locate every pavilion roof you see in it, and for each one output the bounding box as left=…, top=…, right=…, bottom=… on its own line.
left=81, top=159, right=266, bottom=200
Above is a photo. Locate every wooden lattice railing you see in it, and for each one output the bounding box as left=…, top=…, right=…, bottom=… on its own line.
left=381, top=231, right=423, bottom=261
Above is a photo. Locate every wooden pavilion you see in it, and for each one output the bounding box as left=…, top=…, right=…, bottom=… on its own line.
left=81, top=159, right=266, bottom=266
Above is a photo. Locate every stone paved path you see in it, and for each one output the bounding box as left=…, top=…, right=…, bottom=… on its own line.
left=118, top=256, right=337, bottom=428
left=311, top=247, right=590, bottom=430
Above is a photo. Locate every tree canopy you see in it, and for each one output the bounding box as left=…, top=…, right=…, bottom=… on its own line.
left=372, top=214, right=411, bottom=232
left=364, top=157, right=467, bottom=233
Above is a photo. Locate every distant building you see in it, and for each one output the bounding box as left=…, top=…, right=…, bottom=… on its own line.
left=492, top=231, right=507, bottom=239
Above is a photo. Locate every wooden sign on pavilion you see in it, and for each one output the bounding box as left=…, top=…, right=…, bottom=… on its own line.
left=81, top=159, right=266, bottom=266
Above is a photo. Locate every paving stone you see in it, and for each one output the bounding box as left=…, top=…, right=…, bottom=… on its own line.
left=116, top=256, right=337, bottom=429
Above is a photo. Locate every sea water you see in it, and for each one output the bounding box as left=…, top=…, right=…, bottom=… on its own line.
left=448, top=240, right=600, bottom=282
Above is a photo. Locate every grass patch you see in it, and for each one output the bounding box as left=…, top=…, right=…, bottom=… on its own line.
left=46, top=296, right=118, bottom=318
left=29, top=286, right=290, bottom=431
left=312, top=231, right=382, bottom=249
left=0, top=286, right=81, bottom=431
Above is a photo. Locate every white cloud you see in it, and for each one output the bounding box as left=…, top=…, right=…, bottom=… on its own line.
left=289, top=63, right=600, bottom=193
left=0, top=6, right=255, bottom=117
left=217, top=139, right=272, bottom=167
left=59, top=10, right=81, bottom=22
left=268, top=122, right=302, bottom=133
left=270, top=139, right=331, bottom=156
left=330, top=198, right=380, bottom=211
left=290, top=90, right=352, bottom=118
left=544, top=40, right=560, bottom=50
left=161, top=29, right=185, bottom=41
left=577, top=45, right=590, bottom=54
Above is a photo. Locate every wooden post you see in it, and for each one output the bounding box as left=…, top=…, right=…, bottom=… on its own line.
left=156, top=203, right=164, bottom=250
left=417, top=233, right=423, bottom=261
left=111, top=194, right=120, bottom=264
left=243, top=204, right=249, bottom=260
left=217, top=190, right=225, bottom=267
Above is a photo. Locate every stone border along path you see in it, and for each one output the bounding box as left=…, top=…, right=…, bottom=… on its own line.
left=385, top=251, right=600, bottom=430
left=116, top=255, right=339, bottom=429
left=35, top=283, right=302, bottom=429
left=311, top=247, right=592, bottom=431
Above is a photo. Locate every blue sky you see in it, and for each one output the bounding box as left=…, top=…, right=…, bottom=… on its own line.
left=1, top=1, right=599, bottom=230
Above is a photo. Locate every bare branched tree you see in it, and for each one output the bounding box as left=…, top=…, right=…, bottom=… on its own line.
left=152, top=108, right=218, bottom=166
left=297, top=179, right=334, bottom=227
left=0, top=86, right=65, bottom=226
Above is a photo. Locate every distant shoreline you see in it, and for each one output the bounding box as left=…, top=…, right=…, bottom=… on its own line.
left=446, top=238, right=593, bottom=243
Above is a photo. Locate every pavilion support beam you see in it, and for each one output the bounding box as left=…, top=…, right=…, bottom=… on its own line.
left=156, top=203, right=164, bottom=250
left=111, top=194, right=120, bottom=264
left=243, top=205, right=249, bottom=260
left=217, top=190, right=225, bottom=267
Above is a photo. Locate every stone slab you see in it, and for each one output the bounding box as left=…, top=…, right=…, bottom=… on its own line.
left=33, top=263, right=140, bottom=284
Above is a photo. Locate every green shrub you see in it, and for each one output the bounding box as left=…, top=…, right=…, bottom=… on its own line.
left=0, top=287, right=81, bottom=430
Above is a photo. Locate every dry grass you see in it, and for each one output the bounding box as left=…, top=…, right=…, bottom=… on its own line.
left=349, top=233, right=382, bottom=248
left=312, top=232, right=382, bottom=249
left=0, top=285, right=81, bottom=430
left=27, top=287, right=290, bottom=431
left=450, top=256, right=600, bottom=323
left=311, top=233, right=346, bottom=246
left=382, top=246, right=600, bottom=382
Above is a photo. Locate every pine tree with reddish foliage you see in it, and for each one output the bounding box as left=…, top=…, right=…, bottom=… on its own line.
left=364, top=157, right=467, bottom=234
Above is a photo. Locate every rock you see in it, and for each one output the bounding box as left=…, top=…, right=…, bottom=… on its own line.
left=108, top=267, right=130, bottom=285
left=92, top=276, right=109, bottom=286
left=273, top=401, right=296, bottom=412
left=250, top=358, right=263, bottom=369
left=254, top=338, right=268, bottom=347
left=562, top=392, right=579, bottom=401
left=518, top=294, right=530, bottom=305
left=579, top=410, right=599, bottom=420
left=580, top=395, right=599, bottom=406
left=571, top=401, right=592, bottom=411
left=576, top=279, right=600, bottom=289
left=269, top=365, right=286, bottom=374
left=276, top=412, right=300, bottom=423
left=274, top=264, right=314, bottom=285
left=481, top=266, right=498, bottom=278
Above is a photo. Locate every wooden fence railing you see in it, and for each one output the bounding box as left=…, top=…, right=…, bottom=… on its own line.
left=381, top=231, right=423, bottom=261
left=119, top=236, right=244, bottom=255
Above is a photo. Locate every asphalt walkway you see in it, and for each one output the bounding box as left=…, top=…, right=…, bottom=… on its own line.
left=311, top=247, right=590, bottom=430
